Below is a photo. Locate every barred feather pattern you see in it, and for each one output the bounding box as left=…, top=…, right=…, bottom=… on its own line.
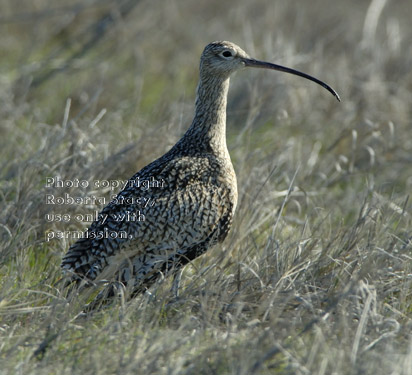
left=61, top=152, right=237, bottom=291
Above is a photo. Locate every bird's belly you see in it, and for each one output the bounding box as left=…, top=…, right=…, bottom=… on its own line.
left=105, top=187, right=236, bottom=285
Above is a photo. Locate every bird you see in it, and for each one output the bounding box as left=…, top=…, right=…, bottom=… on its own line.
left=61, top=41, right=340, bottom=302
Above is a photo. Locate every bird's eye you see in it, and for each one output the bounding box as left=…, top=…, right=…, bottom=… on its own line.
left=220, top=50, right=234, bottom=59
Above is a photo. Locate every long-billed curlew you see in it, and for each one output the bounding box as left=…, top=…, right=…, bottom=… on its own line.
left=61, top=41, right=339, bottom=301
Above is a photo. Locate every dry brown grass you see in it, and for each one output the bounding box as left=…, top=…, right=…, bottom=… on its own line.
left=1, top=0, right=411, bottom=374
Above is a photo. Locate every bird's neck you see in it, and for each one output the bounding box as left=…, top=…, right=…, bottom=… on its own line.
left=182, top=76, right=230, bottom=157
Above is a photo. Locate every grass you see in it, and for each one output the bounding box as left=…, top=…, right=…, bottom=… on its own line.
left=1, top=0, right=412, bottom=374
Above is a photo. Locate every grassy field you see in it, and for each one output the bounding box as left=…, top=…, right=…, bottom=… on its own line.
left=1, top=0, right=412, bottom=373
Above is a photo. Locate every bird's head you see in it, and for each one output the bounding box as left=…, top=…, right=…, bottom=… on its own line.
left=200, top=41, right=251, bottom=77
left=200, top=41, right=340, bottom=101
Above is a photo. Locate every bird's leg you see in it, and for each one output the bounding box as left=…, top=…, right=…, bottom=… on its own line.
left=84, top=281, right=125, bottom=312
left=171, top=268, right=183, bottom=298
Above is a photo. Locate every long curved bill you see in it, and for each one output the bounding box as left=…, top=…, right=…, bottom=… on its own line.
left=243, top=58, right=340, bottom=102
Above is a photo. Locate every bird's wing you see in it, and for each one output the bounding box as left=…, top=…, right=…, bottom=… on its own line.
left=61, top=155, right=234, bottom=282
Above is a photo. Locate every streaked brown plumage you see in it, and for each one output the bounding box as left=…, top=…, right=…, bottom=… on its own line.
left=61, top=41, right=339, bottom=298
